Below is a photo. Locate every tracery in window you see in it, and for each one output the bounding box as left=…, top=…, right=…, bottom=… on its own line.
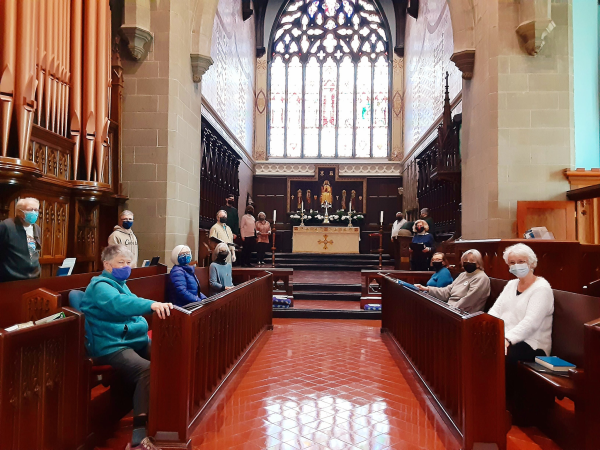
left=269, top=0, right=390, bottom=158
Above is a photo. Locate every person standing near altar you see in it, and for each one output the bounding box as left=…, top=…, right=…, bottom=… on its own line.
left=240, top=205, right=256, bottom=267
left=391, top=212, right=408, bottom=240
left=221, top=194, right=240, bottom=239
left=210, top=210, right=236, bottom=264
left=255, top=212, right=271, bottom=265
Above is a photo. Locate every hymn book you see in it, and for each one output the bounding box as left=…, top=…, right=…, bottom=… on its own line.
left=4, top=312, right=66, bottom=332
left=535, top=356, right=575, bottom=372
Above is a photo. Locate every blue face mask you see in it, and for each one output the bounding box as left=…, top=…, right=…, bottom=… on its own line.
left=111, top=265, right=132, bottom=281
left=178, top=254, right=192, bottom=265
left=23, top=210, right=39, bottom=225
left=122, top=220, right=133, bottom=230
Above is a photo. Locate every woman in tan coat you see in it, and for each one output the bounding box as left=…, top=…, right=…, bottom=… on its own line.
left=415, top=249, right=490, bottom=313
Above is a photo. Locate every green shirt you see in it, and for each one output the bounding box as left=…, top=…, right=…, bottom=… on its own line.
left=223, top=205, right=240, bottom=236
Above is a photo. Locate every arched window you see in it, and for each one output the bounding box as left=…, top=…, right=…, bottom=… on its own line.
left=268, top=0, right=391, bottom=158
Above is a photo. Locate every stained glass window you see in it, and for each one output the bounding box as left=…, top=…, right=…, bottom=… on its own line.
left=268, top=0, right=390, bottom=158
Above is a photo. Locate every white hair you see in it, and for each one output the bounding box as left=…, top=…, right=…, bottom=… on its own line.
left=216, top=210, right=227, bottom=219
left=503, top=243, right=538, bottom=269
left=16, top=197, right=40, bottom=209
left=461, top=249, right=484, bottom=269
left=258, top=211, right=266, bottom=219
left=101, top=244, right=134, bottom=262
left=412, top=219, right=429, bottom=232
left=120, top=210, right=134, bottom=218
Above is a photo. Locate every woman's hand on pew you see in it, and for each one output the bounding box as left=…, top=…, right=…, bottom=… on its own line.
left=414, top=284, right=429, bottom=292
left=151, top=302, right=174, bottom=319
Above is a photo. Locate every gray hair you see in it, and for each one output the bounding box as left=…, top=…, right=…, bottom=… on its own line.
left=16, top=197, right=40, bottom=210
left=216, top=209, right=227, bottom=219
left=257, top=211, right=266, bottom=219
left=120, top=210, right=134, bottom=218
left=101, top=244, right=134, bottom=262
left=215, top=242, right=229, bottom=254
left=461, top=249, right=484, bottom=269
left=421, top=208, right=429, bottom=215
left=503, top=243, right=538, bottom=269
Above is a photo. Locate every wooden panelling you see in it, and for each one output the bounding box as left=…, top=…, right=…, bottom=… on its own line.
left=381, top=276, right=506, bottom=450
left=517, top=201, right=576, bottom=241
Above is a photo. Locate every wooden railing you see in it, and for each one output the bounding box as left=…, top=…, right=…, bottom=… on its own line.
left=381, top=276, right=506, bottom=450
left=0, top=265, right=168, bottom=328
left=148, top=273, right=273, bottom=447
left=0, top=307, right=87, bottom=450
left=232, top=267, right=293, bottom=298
left=360, top=270, right=432, bottom=308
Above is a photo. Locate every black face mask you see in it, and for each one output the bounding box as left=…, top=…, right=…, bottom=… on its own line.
left=432, top=261, right=444, bottom=271
left=217, top=251, right=228, bottom=261
left=463, top=262, right=477, bottom=273
left=416, top=227, right=424, bottom=233
left=396, top=216, right=402, bottom=221
left=226, top=200, right=233, bottom=206
left=220, top=216, right=228, bottom=223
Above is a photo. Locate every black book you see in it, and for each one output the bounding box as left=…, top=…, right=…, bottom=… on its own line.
left=522, top=362, right=570, bottom=378
left=410, top=242, right=426, bottom=252
left=149, top=256, right=160, bottom=266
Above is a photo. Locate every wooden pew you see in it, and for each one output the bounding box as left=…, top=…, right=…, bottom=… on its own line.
left=0, top=297, right=87, bottom=450
left=485, top=278, right=600, bottom=450
left=452, top=239, right=600, bottom=294
left=232, top=267, right=293, bottom=302
left=1, top=265, right=168, bottom=328
left=360, top=270, right=433, bottom=308
left=148, top=272, right=273, bottom=448
left=381, top=275, right=507, bottom=450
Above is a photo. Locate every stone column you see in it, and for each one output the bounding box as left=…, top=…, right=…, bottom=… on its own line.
left=120, top=0, right=203, bottom=265
left=461, top=0, right=574, bottom=238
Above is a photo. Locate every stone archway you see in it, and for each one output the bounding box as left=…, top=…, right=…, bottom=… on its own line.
left=190, top=0, right=219, bottom=82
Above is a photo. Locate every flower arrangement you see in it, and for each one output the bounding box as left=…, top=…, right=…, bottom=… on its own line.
left=330, top=210, right=364, bottom=224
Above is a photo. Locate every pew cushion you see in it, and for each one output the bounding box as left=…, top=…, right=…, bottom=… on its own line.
left=364, top=304, right=382, bottom=311
left=69, top=290, right=94, bottom=355
left=273, top=297, right=292, bottom=308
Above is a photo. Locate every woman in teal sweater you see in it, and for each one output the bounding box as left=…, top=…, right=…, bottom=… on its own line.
left=81, top=244, right=172, bottom=450
left=210, top=243, right=234, bottom=295
left=427, top=252, right=454, bottom=288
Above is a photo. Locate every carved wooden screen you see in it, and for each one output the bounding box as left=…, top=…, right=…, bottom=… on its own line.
left=200, top=118, right=241, bottom=229
left=268, top=0, right=392, bottom=158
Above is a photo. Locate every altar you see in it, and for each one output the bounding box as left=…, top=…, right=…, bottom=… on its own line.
left=292, top=226, right=360, bottom=254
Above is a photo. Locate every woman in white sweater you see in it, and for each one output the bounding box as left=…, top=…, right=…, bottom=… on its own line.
left=488, top=243, right=554, bottom=363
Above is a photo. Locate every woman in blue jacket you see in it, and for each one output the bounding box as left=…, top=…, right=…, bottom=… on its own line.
left=80, top=244, right=172, bottom=450
left=427, top=252, right=454, bottom=287
left=410, top=219, right=436, bottom=271
left=167, top=245, right=208, bottom=306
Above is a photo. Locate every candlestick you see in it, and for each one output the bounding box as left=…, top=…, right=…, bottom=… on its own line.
left=301, top=201, right=304, bottom=213
left=378, top=224, right=383, bottom=270
left=273, top=209, right=276, bottom=223
left=380, top=211, right=384, bottom=224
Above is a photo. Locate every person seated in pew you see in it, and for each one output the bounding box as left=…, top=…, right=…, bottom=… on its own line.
left=415, top=249, right=490, bottom=313
left=426, top=252, right=453, bottom=288
left=488, top=243, right=554, bottom=362
left=167, top=245, right=208, bottom=307
left=80, top=244, right=173, bottom=450
left=409, top=219, right=435, bottom=271
left=210, top=243, right=234, bottom=294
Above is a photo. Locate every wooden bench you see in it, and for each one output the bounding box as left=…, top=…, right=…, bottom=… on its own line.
left=381, top=275, right=507, bottom=450
left=148, top=272, right=273, bottom=448
left=485, top=278, right=600, bottom=450
left=0, top=298, right=88, bottom=450
left=360, top=270, right=433, bottom=308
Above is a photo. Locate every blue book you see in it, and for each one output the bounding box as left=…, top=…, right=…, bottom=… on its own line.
left=535, top=356, right=575, bottom=372
left=397, top=280, right=420, bottom=291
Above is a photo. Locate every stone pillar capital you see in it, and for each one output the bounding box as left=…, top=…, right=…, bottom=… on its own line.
left=120, top=25, right=153, bottom=61
left=190, top=54, right=214, bottom=83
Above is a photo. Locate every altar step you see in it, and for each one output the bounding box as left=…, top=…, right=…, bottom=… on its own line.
left=264, top=252, right=394, bottom=271
left=293, top=282, right=361, bottom=301
left=273, top=308, right=380, bottom=320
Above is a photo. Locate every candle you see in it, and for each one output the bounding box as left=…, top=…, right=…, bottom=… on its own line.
left=380, top=211, right=384, bottom=224
left=273, top=210, right=276, bottom=223
left=301, top=201, right=304, bottom=212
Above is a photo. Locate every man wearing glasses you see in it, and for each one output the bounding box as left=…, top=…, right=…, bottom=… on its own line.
left=0, top=197, right=42, bottom=282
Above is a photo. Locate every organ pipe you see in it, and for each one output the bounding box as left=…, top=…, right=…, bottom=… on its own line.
left=83, top=0, right=98, bottom=181
left=0, top=0, right=17, bottom=157
left=0, top=0, right=113, bottom=183
left=71, top=0, right=83, bottom=179
left=95, top=0, right=109, bottom=182
left=15, top=0, right=37, bottom=160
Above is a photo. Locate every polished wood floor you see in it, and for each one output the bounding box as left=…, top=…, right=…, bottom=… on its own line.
left=95, top=319, right=561, bottom=450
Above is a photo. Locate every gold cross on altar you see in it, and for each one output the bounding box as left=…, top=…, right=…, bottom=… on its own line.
left=318, top=234, right=333, bottom=250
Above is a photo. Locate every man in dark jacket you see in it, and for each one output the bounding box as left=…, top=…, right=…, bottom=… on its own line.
left=221, top=193, right=240, bottom=239
left=0, top=197, right=42, bottom=282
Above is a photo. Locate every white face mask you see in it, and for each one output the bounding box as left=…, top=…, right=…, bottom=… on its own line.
left=509, top=263, right=530, bottom=278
